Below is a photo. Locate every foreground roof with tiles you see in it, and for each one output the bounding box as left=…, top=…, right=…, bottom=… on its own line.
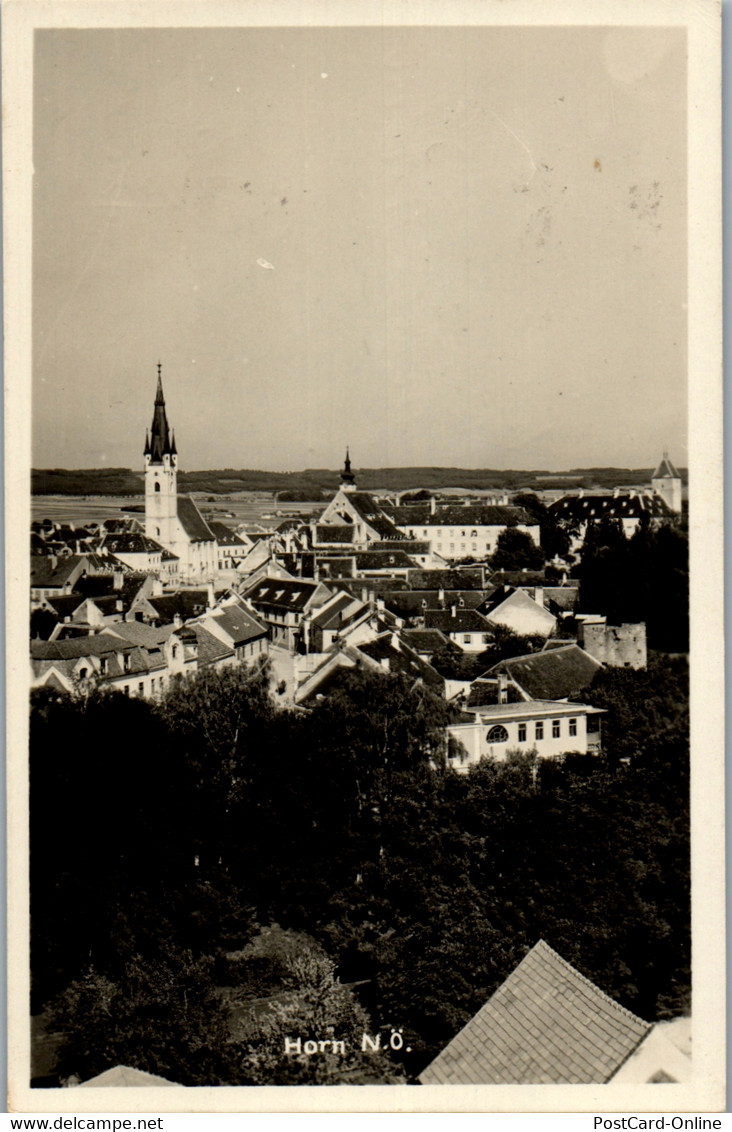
left=419, top=940, right=651, bottom=1085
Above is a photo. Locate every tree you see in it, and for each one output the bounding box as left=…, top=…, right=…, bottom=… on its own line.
left=513, top=492, right=574, bottom=560
left=50, top=946, right=234, bottom=1086
left=490, top=527, right=545, bottom=571
left=231, top=941, right=399, bottom=1084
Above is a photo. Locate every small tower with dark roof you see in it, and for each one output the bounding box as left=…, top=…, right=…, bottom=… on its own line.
left=651, top=451, right=682, bottom=514
left=340, top=447, right=357, bottom=493
left=144, top=364, right=179, bottom=546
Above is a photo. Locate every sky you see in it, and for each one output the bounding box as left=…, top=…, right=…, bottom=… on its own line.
left=33, top=25, right=687, bottom=472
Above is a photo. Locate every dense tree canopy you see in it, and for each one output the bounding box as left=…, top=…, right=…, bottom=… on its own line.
left=576, top=516, right=688, bottom=652
left=32, top=654, right=690, bottom=1084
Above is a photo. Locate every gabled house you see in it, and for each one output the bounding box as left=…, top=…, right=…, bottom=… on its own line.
left=30, top=621, right=196, bottom=699
left=423, top=607, right=492, bottom=652
left=30, top=555, right=90, bottom=605
left=304, top=591, right=373, bottom=653
left=480, top=585, right=557, bottom=639
left=548, top=489, right=673, bottom=553
left=486, top=642, right=602, bottom=702
left=244, top=577, right=333, bottom=651
left=192, top=597, right=269, bottom=664
left=385, top=500, right=540, bottom=562
left=419, top=940, right=690, bottom=1084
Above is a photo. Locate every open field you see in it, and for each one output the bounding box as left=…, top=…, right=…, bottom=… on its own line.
left=32, top=493, right=327, bottom=529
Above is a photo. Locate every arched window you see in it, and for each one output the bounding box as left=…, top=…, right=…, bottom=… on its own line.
left=487, top=725, right=509, bottom=744
left=154, top=482, right=161, bottom=493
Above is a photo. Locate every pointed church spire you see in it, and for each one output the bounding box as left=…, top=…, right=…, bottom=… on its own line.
left=143, top=428, right=151, bottom=457
left=340, top=447, right=356, bottom=490
left=148, top=364, right=172, bottom=463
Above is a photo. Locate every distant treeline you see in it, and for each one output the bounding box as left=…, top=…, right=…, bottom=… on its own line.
left=32, top=465, right=683, bottom=497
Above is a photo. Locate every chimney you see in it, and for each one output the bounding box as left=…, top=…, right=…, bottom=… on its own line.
left=173, top=612, right=182, bottom=629
left=113, top=569, right=124, bottom=591
left=438, top=587, right=445, bottom=604
left=451, top=604, right=456, bottom=618
left=207, top=582, right=215, bottom=611
left=429, top=496, right=436, bottom=515
left=498, top=672, right=508, bottom=704
left=361, top=586, right=368, bottom=603
left=534, top=587, right=544, bottom=608
left=376, top=597, right=385, bottom=614
left=613, top=487, right=620, bottom=499
left=115, top=599, right=124, bottom=613
left=49, top=553, right=58, bottom=570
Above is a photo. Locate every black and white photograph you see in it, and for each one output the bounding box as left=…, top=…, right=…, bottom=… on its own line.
left=4, top=0, right=724, bottom=1113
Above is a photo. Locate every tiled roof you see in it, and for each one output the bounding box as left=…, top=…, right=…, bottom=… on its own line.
left=247, top=577, right=324, bottom=612
left=489, top=570, right=546, bottom=587
left=315, top=525, right=357, bottom=544
left=211, top=605, right=267, bottom=646
left=381, top=590, right=485, bottom=616
left=345, top=493, right=406, bottom=539
left=43, top=594, right=85, bottom=619
left=102, top=621, right=176, bottom=647
left=101, top=533, right=166, bottom=556
left=310, top=591, right=364, bottom=630
left=400, top=628, right=454, bottom=653
left=408, top=568, right=487, bottom=590
left=177, top=495, right=216, bottom=542
left=143, top=590, right=213, bottom=622
left=192, top=625, right=235, bottom=666
left=356, top=635, right=444, bottom=688
left=354, top=550, right=417, bottom=570
left=488, top=643, right=601, bottom=700
left=30, top=555, right=87, bottom=588
left=78, top=1065, right=178, bottom=1088
left=465, top=679, right=524, bottom=707
left=424, top=608, right=491, bottom=634
left=652, top=456, right=681, bottom=480
left=419, top=940, right=650, bottom=1085
left=207, top=520, right=247, bottom=546
left=389, top=504, right=534, bottom=527
left=548, top=493, right=672, bottom=521
left=74, top=573, right=149, bottom=601
left=542, top=586, right=578, bottom=612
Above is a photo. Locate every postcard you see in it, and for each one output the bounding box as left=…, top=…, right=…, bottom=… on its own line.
left=4, top=0, right=724, bottom=1113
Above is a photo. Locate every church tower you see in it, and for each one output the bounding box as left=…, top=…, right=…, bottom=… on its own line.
left=144, top=364, right=178, bottom=545
left=340, top=447, right=357, bottom=492
left=651, top=452, right=682, bottom=514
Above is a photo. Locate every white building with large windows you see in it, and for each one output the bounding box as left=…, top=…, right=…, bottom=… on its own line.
left=447, top=700, right=604, bottom=770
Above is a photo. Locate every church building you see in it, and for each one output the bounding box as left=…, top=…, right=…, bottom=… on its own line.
left=143, top=366, right=218, bottom=582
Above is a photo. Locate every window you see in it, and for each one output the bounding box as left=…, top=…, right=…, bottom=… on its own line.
left=535, top=722, right=544, bottom=741
left=138, top=682, right=144, bottom=696
left=518, top=723, right=527, bottom=742
left=78, top=666, right=88, bottom=680
left=123, top=685, right=129, bottom=696
left=154, top=482, right=160, bottom=493
left=552, top=720, right=561, bottom=738
left=172, top=644, right=178, bottom=659
left=463, top=634, right=471, bottom=644
left=487, top=725, right=509, bottom=744
left=569, top=718, right=577, bottom=737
